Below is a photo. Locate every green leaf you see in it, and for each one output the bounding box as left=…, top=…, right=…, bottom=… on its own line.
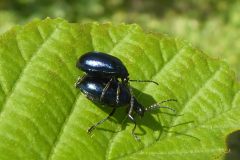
left=0, top=18, right=239, bottom=160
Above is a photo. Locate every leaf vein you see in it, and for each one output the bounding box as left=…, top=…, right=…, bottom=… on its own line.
left=0, top=26, right=59, bottom=116
left=47, top=93, right=81, bottom=160
left=168, top=66, right=222, bottom=130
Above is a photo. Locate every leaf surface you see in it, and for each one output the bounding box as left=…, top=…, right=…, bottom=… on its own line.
left=0, top=18, right=239, bottom=160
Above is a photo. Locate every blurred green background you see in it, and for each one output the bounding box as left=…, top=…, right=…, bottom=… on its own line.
left=0, top=0, right=240, bottom=80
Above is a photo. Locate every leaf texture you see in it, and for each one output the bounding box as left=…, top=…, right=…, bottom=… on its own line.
left=0, top=18, right=239, bottom=160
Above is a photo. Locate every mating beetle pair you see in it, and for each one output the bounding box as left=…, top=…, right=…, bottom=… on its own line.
left=75, top=51, right=176, bottom=140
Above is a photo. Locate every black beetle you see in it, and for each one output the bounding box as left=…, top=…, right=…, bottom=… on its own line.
left=76, top=51, right=159, bottom=102
left=76, top=51, right=129, bottom=80
left=76, top=76, right=176, bottom=140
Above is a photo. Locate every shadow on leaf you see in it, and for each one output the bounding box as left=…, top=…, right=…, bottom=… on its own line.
left=224, top=130, right=240, bottom=160
left=88, top=86, right=196, bottom=141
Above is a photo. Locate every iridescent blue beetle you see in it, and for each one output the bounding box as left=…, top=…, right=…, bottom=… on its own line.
left=76, top=51, right=129, bottom=80
left=76, top=51, right=158, bottom=103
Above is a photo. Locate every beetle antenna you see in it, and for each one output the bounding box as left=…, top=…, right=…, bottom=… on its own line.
left=129, top=79, right=159, bottom=85
left=145, top=99, right=177, bottom=112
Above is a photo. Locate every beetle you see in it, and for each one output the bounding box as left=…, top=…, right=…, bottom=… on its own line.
left=76, top=51, right=159, bottom=102
left=76, top=75, right=176, bottom=140
left=76, top=51, right=129, bottom=80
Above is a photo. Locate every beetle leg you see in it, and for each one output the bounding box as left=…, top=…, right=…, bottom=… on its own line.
left=128, top=114, right=140, bottom=141
left=128, top=85, right=134, bottom=115
left=75, top=74, right=87, bottom=88
left=126, top=86, right=140, bottom=140
left=116, top=82, right=120, bottom=104
left=87, top=108, right=116, bottom=133
left=100, top=78, right=113, bottom=102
